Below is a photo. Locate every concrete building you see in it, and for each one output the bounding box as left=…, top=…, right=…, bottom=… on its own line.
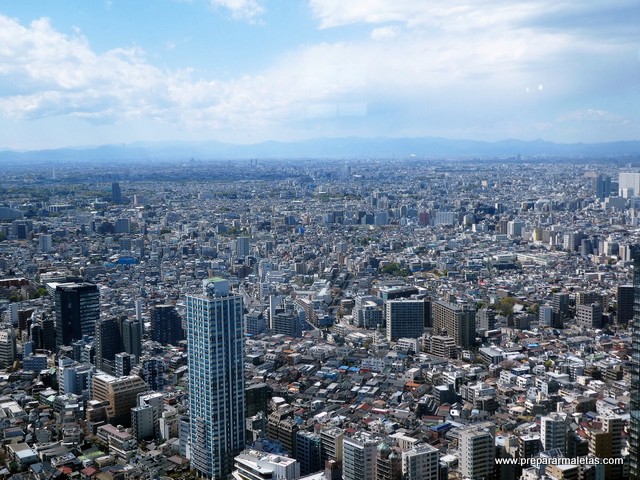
left=343, top=433, right=380, bottom=480
left=385, top=298, right=425, bottom=341
left=459, top=427, right=494, bottom=480
left=91, top=373, right=148, bottom=427
left=233, top=449, right=300, bottom=480
left=541, top=413, right=567, bottom=453
left=186, top=278, right=245, bottom=479
left=150, top=304, right=184, bottom=345
left=402, top=444, right=439, bottom=480
left=432, top=301, right=476, bottom=349
left=0, top=328, right=17, bottom=369
left=54, top=282, right=100, bottom=350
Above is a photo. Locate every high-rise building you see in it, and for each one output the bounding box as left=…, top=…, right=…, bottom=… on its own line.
left=343, top=433, right=381, bottom=480
left=186, top=278, right=245, bottom=479
left=272, top=309, right=301, bottom=338
left=295, top=430, right=323, bottom=476
left=540, top=413, right=567, bottom=453
left=576, top=303, right=602, bottom=329
left=58, top=357, right=95, bottom=396
left=320, top=427, right=344, bottom=465
left=54, top=283, right=100, bottom=351
left=236, top=237, right=250, bottom=258
left=619, top=172, right=640, bottom=197
left=476, top=308, right=495, bottom=331
left=590, top=415, right=623, bottom=479
left=95, top=317, right=122, bottom=374
left=114, top=352, right=134, bottom=377
left=629, top=247, right=640, bottom=479
left=432, top=301, right=476, bottom=349
left=593, top=174, right=612, bottom=200
left=39, top=234, right=53, bottom=253
left=402, top=444, right=439, bottom=480
left=0, top=328, right=17, bottom=369
left=120, top=318, right=142, bottom=361
left=617, top=284, right=634, bottom=325
left=150, top=305, right=184, bottom=345
left=459, top=426, right=494, bottom=480
left=386, top=298, right=426, bottom=341
left=111, top=182, right=122, bottom=203
left=95, top=316, right=141, bottom=374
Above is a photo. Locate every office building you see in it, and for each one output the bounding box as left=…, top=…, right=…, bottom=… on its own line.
left=95, top=317, right=122, bottom=374
left=186, top=278, right=245, bottom=479
left=236, top=236, right=250, bottom=258
left=91, top=373, right=148, bottom=428
left=58, top=357, right=94, bottom=397
left=120, top=318, right=142, bottom=361
left=593, top=174, right=612, bottom=200
left=245, top=382, right=268, bottom=418
left=95, top=316, right=141, bottom=374
left=54, top=283, right=100, bottom=350
left=617, top=284, right=634, bottom=325
left=459, top=427, right=494, bottom=480
left=150, top=304, right=184, bottom=345
left=111, top=182, right=122, bottom=203
left=619, top=172, right=640, bottom=197
left=385, top=298, right=425, bottom=341
left=295, top=430, right=322, bottom=476
left=432, top=301, right=476, bottom=349
left=402, top=444, right=439, bottom=480
left=131, top=392, right=164, bottom=442
left=539, top=305, right=554, bottom=327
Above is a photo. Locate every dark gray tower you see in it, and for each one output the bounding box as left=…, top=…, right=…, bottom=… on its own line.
left=54, top=283, right=100, bottom=350
left=630, top=249, right=640, bottom=478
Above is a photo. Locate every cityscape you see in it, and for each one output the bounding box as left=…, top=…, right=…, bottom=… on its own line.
left=1, top=156, right=640, bottom=480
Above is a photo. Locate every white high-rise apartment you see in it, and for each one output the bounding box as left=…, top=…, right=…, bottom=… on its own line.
left=342, top=432, right=380, bottom=480
left=402, top=444, right=439, bottom=480
left=619, top=172, right=640, bottom=197
left=459, top=427, right=494, bottom=480
left=541, top=413, right=567, bottom=453
left=187, top=278, right=245, bottom=479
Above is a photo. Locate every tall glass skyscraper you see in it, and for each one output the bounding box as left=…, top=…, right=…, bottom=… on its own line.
left=186, top=278, right=245, bottom=479
left=54, top=282, right=100, bottom=351
left=630, top=249, right=640, bottom=478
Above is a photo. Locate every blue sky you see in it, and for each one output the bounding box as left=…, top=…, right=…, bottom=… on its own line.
left=0, top=0, right=638, bottom=149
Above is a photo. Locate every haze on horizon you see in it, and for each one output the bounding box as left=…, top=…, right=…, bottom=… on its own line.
left=0, top=0, right=638, bottom=151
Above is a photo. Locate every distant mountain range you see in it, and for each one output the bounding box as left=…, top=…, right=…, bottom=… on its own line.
left=2, top=137, right=640, bottom=163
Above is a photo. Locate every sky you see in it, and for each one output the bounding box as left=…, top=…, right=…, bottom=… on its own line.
left=0, top=0, right=638, bottom=150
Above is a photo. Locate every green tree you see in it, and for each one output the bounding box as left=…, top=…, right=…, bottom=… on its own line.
left=497, top=297, right=516, bottom=316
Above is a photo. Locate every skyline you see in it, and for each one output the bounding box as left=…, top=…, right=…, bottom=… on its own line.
left=0, top=0, right=638, bottom=150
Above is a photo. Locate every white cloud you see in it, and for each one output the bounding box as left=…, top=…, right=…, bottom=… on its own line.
left=209, top=0, right=265, bottom=21
left=559, top=109, right=627, bottom=123
left=370, top=26, right=398, bottom=40
left=0, top=1, right=637, bottom=147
